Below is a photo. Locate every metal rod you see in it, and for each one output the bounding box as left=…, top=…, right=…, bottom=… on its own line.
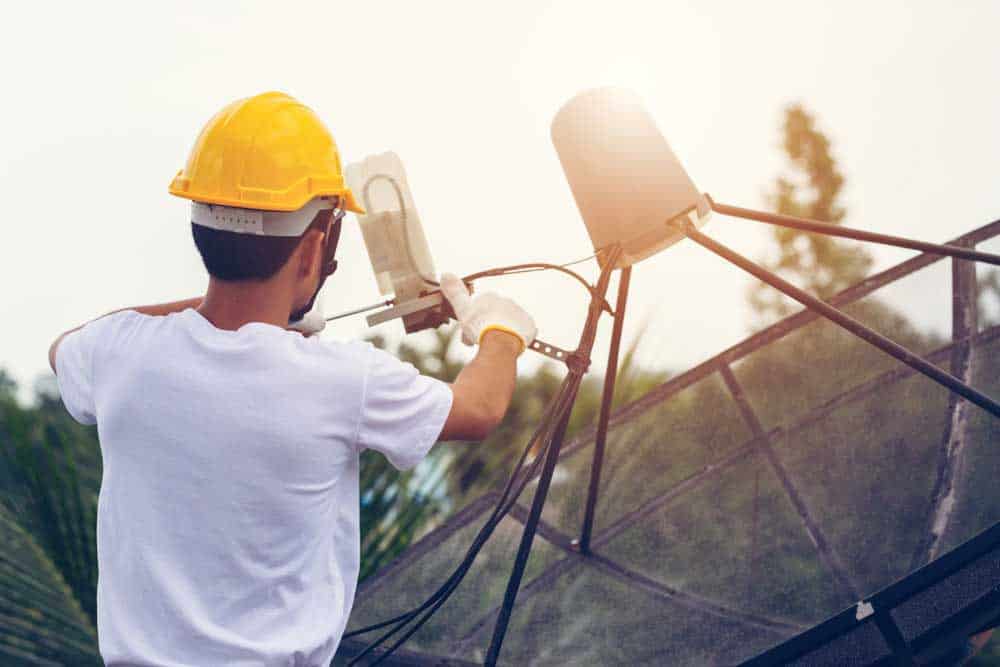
left=711, top=200, right=1000, bottom=267
left=588, top=325, right=1000, bottom=553
left=579, top=266, right=631, bottom=553
left=914, top=244, right=981, bottom=569
left=325, top=298, right=393, bottom=322
left=485, top=247, right=620, bottom=666
left=677, top=221, right=1000, bottom=418
left=719, top=364, right=860, bottom=600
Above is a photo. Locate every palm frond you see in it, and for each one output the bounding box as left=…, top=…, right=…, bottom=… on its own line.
left=0, top=504, right=100, bottom=665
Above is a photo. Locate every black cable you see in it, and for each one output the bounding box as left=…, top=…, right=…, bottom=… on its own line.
left=345, top=249, right=610, bottom=665
left=343, top=400, right=559, bottom=638
left=347, top=409, right=574, bottom=666
left=483, top=246, right=620, bottom=664
left=474, top=250, right=598, bottom=273
left=380, top=378, right=590, bottom=666
left=344, top=377, right=576, bottom=659
left=362, top=382, right=582, bottom=667
left=322, top=253, right=608, bottom=324
left=342, top=268, right=589, bottom=639
left=462, top=260, right=612, bottom=315
left=346, top=247, right=616, bottom=664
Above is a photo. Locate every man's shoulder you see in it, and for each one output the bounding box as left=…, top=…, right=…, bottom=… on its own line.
left=84, top=308, right=148, bottom=332
left=65, top=309, right=150, bottom=353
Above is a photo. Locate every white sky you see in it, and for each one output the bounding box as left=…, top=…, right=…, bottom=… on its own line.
left=3, top=0, right=999, bottom=395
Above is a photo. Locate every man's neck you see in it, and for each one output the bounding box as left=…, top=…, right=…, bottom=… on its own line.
left=197, top=277, right=294, bottom=331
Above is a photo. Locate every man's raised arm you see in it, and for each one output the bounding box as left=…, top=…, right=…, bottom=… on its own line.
left=437, top=274, right=536, bottom=442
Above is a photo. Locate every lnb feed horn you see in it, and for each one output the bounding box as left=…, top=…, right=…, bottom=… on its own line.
left=551, top=87, right=711, bottom=269
left=345, top=151, right=438, bottom=299
left=345, top=152, right=443, bottom=333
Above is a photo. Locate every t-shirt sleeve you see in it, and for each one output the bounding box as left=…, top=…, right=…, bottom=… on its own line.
left=54, top=311, right=136, bottom=425
left=358, top=344, right=454, bottom=471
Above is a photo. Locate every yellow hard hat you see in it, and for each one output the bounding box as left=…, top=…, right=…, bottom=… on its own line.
left=169, top=91, right=364, bottom=214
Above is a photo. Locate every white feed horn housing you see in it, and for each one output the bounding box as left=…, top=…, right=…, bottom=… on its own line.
left=345, top=152, right=450, bottom=333
left=344, top=151, right=437, bottom=299
left=551, top=87, right=711, bottom=269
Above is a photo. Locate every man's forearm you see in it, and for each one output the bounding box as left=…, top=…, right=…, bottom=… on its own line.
left=456, top=331, right=520, bottom=419
left=451, top=331, right=521, bottom=432
left=437, top=272, right=535, bottom=440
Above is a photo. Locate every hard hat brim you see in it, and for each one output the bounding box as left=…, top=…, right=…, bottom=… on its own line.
left=170, top=171, right=366, bottom=215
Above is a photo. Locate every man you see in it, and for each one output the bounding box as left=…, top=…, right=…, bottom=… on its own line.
left=48, top=91, right=536, bottom=666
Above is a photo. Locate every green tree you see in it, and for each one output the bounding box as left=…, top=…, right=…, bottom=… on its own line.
left=0, top=374, right=102, bottom=664
left=749, top=104, right=874, bottom=321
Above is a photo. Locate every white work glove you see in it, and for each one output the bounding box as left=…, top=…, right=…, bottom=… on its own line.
left=288, top=300, right=326, bottom=336
left=440, top=273, right=537, bottom=354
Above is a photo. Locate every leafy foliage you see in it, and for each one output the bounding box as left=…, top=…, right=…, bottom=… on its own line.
left=0, top=374, right=101, bottom=664
left=748, top=104, right=874, bottom=321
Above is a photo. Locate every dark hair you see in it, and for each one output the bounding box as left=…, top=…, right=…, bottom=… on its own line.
left=191, top=211, right=331, bottom=281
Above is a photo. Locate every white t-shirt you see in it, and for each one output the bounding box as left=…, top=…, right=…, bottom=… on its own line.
left=55, top=308, right=453, bottom=666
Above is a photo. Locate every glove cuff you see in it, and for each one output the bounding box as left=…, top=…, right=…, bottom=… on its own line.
left=478, top=324, right=526, bottom=355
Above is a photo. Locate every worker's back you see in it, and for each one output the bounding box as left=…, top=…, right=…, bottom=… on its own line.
left=55, top=307, right=452, bottom=666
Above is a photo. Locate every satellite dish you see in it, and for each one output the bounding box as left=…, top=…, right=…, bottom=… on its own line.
left=338, top=90, right=1000, bottom=665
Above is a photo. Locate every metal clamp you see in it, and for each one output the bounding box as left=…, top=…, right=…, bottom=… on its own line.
left=367, top=293, right=572, bottom=363
left=528, top=338, right=573, bottom=363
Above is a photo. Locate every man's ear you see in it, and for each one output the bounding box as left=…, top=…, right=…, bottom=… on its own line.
left=297, top=229, right=325, bottom=278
